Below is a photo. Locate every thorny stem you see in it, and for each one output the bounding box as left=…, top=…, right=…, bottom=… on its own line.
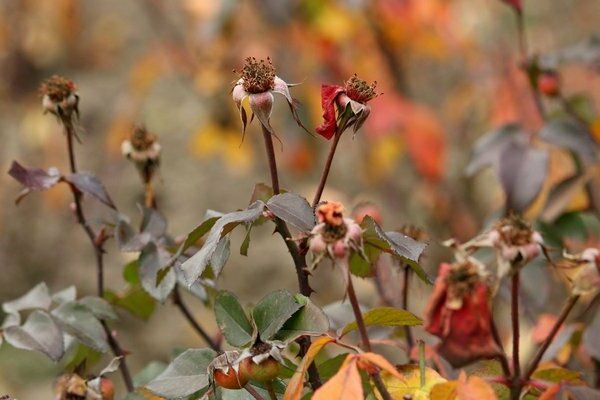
left=244, top=385, right=265, bottom=400
left=510, top=271, right=521, bottom=400
left=260, top=123, right=322, bottom=390
left=172, top=287, right=220, bottom=351
left=523, top=295, right=580, bottom=383
left=62, top=118, right=134, bottom=392
left=402, top=266, right=414, bottom=356
left=346, top=273, right=393, bottom=400
left=312, top=130, right=343, bottom=207
left=491, top=319, right=512, bottom=377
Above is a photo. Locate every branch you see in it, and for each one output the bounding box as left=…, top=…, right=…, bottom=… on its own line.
left=172, top=287, right=220, bottom=351
left=63, top=118, right=134, bottom=392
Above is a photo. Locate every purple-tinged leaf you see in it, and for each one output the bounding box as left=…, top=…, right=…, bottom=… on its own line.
left=115, top=217, right=151, bottom=252
left=539, top=117, right=597, bottom=161
left=499, top=141, right=549, bottom=213
left=3, top=310, right=64, bottom=361
left=8, top=161, right=61, bottom=204
left=51, top=301, right=108, bottom=353
left=139, top=243, right=176, bottom=302
left=180, top=201, right=265, bottom=284
left=140, top=206, right=167, bottom=238
left=267, top=192, right=315, bottom=232
left=465, top=124, right=527, bottom=177
left=64, top=172, right=116, bottom=210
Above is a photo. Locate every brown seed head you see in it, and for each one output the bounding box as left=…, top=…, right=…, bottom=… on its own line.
left=130, top=125, right=157, bottom=152
left=238, top=57, right=276, bottom=94
left=446, top=260, right=480, bottom=306
left=344, top=74, right=378, bottom=104
left=39, top=75, right=77, bottom=102
left=494, top=214, right=534, bottom=247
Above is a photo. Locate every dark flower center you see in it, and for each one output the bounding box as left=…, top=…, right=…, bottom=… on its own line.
left=130, top=125, right=157, bottom=151
left=447, top=261, right=479, bottom=300
left=39, top=75, right=76, bottom=102
left=344, top=74, right=378, bottom=104
left=239, top=57, right=276, bottom=94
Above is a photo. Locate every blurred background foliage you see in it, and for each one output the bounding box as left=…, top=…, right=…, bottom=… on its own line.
left=1, top=0, right=600, bottom=397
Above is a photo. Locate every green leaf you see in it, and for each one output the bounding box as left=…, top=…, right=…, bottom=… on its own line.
left=78, top=296, right=118, bottom=320
left=252, top=290, right=302, bottom=341
left=274, top=295, right=329, bottom=342
left=532, top=367, right=581, bottom=383
left=341, top=307, right=422, bottom=336
left=349, top=244, right=380, bottom=278
left=214, top=291, right=254, bottom=347
left=181, top=201, right=265, bottom=284
left=133, top=361, right=168, bottom=387
left=139, top=243, right=176, bottom=302
left=51, top=301, right=108, bottom=352
left=266, top=192, right=315, bottom=232
left=105, top=286, right=156, bottom=321
left=52, top=286, right=77, bottom=304
left=317, top=353, right=349, bottom=380
left=210, top=237, right=231, bottom=278
left=145, top=348, right=216, bottom=398
left=362, top=217, right=431, bottom=283
left=63, top=343, right=102, bottom=373
left=3, top=310, right=64, bottom=361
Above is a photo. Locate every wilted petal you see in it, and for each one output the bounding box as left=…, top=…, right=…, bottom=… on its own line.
left=232, top=82, right=248, bottom=109
left=315, top=84, right=345, bottom=140
left=272, top=76, right=293, bottom=105
left=348, top=99, right=365, bottom=115
left=249, top=91, right=275, bottom=133
left=352, top=106, right=371, bottom=134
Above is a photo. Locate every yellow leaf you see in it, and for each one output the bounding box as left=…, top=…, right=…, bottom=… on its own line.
left=430, top=381, right=458, bottom=400
left=313, top=357, right=363, bottom=400
left=284, top=336, right=334, bottom=400
left=358, top=352, right=405, bottom=381
left=376, top=364, right=446, bottom=400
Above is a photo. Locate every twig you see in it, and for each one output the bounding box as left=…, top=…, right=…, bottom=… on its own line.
left=523, top=295, right=580, bottom=382
left=401, top=266, right=414, bottom=356
left=510, top=271, right=521, bottom=400
left=62, top=118, right=134, bottom=392
left=244, top=385, right=265, bottom=400
left=259, top=123, right=321, bottom=390
left=312, top=130, right=343, bottom=207
left=172, top=287, right=220, bottom=351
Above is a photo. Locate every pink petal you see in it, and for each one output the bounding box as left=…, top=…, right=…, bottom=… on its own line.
left=315, top=84, right=345, bottom=140
left=249, top=91, right=274, bottom=133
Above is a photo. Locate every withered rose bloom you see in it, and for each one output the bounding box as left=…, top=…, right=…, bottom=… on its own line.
left=39, top=75, right=79, bottom=120
left=121, top=125, right=161, bottom=184
left=424, top=262, right=502, bottom=367
left=232, top=57, right=305, bottom=136
left=316, top=74, right=379, bottom=140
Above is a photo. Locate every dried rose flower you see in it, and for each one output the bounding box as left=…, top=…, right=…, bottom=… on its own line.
left=309, top=201, right=363, bottom=264
left=315, top=74, right=379, bottom=140
left=121, top=125, right=161, bottom=184
left=39, top=75, right=79, bottom=120
left=424, top=261, right=502, bottom=367
left=489, top=215, right=543, bottom=277
left=232, top=57, right=305, bottom=136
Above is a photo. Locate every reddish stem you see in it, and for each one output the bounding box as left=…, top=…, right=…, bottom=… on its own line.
left=312, top=130, right=342, bottom=207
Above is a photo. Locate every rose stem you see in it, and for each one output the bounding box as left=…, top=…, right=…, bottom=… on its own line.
left=312, top=129, right=343, bottom=207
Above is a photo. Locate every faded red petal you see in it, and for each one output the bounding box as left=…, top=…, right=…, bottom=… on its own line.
left=315, top=84, right=345, bottom=140
left=425, top=263, right=502, bottom=367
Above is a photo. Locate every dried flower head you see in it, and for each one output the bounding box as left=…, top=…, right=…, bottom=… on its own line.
left=316, top=201, right=345, bottom=226
left=489, top=215, right=543, bottom=276
left=39, top=75, right=79, bottom=119
left=315, top=74, right=379, bottom=140
left=232, top=57, right=306, bottom=137
left=121, top=125, right=161, bottom=184
left=424, top=262, right=502, bottom=367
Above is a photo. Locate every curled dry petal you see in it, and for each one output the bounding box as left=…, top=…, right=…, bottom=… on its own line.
left=316, top=84, right=346, bottom=139
left=249, top=91, right=275, bottom=134
left=425, top=263, right=502, bottom=367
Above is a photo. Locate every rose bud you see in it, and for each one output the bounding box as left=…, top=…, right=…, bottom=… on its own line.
left=537, top=71, right=560, bottom=97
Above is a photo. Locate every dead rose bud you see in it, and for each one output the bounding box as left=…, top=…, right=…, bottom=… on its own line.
left=40, top=75, right=79, bottom=120
left=209, top=351, right=248, bottom=390
left=564, top=248, right=600, bottom=295
left=53, top=373, right=87, bottom=400
left=489, top=215, right=543, bottom=277
left=239, top=342, right=283, bottom=383
left=315, top=74, right=379, bottom=140
left=121, top=125, right=161, bottom=184
left=232, top=57, right=306, bottom=136
left=537, top=71, right=561, bottom=97
left=309, top=201, right=363, bottom=263
left=424, top=262, right=502, bottom=367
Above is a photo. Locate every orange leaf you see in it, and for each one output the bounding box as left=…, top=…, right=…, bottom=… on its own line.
left=284, top=336, right=334, bottom=400
left=456, top=372, right=497, bottom=400
left=430, top=381, right=458, bottom=400
left=357, top=352, right=405, bottom=381
left=313, top=357, right=363, bottom=400
left=539, top=383, right=561, bottom=400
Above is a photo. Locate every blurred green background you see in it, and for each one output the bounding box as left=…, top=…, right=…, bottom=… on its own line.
left=1, top=0, right=599, bottom=397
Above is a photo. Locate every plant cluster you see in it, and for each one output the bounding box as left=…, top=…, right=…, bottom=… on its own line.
left=3, top=1, right=600, bottom=399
